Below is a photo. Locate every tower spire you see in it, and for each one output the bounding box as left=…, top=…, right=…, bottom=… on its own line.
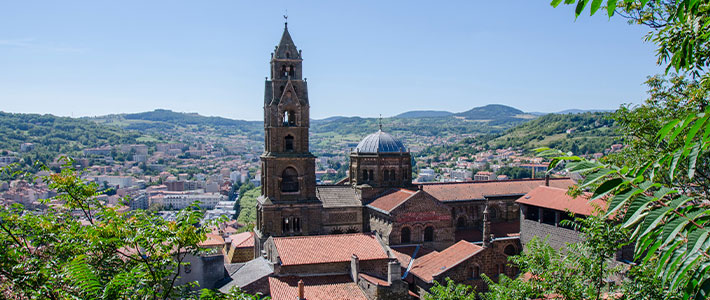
left=283, top=10, right=288, bottom=29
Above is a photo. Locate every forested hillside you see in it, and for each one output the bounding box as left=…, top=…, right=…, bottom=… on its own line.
left=0, top=112, right=146, bottom=165
left=420, top=112, right=621, bottom=158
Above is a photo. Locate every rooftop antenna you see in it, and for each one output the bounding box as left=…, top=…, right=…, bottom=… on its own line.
left=283, top=10, right=288, bottom=28
left=379, top=114, right=383, bottom=131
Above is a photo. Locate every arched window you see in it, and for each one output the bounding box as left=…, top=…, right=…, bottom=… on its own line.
left=473, top=266, right=480, bottom=279
left=504, top=245, right=517, bottom=256
left=369, top=170, right=374, bottom=182
left=490, top=207, right=498, bottom=220
left=289, top=64, right=295, bottom=77
left=457, top=216, right=467, bottom=229
left=284, top=135, right=294, bottom=151
left=294, top=217, right=301, bottom=232
left=383, top=170, right=389, bottom=182
left=362, top=170, right=369, bottom=181
left=286, top=52, right=290, bottom=58
left=390, top=170, right=396, bottom=181
left=281, top=167, right=299, bottom=192
left=281, top=65, right=287, bottom=77
left=282, top=217, right=290, bottom=232
left=401, top=227, right=411, bottom=244
left=424, top=226, right=434, bottom=242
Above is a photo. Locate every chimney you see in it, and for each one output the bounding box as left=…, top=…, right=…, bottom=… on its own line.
left=545, top=174, right=550, bottom=187
left=482, top=203, right=491, bottom=248
left=350, top=254, right=360, bottom=283
left=388, top=260, right=402, bottom=284
left=297, top=279, right=305, bottom=300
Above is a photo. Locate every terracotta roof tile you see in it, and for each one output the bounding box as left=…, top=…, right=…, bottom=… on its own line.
left=230, top=232, right=254, bottom=249
left=516, top=186, right=605, bottom=216
left=367, top=189, right=417, bottom=213
left=410, top=240, right=483, bottom=283
left=359, top=273, right=389, bottom=286
left=268, top=275, right=367, bottom=300
left=273, top=233, right=389, bottom=266
left=199, top=233, right=225, bottom=247
left=421, top=178, right=575, bottom=202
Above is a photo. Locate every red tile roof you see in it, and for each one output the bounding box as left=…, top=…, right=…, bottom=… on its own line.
left=516, top=186, right=605, bottom=216
left=268, top=275, right=367, bottom=300
left=273, top=233, right=389, bottom=266
left=390, top=245, right=438, bottom=268
left=359, top=273, right=389, bottom=286
left=230, top=231, right=255, bottom=249
left=421, top=178, right=575, bottom=202
left=199, top=233, right=225, bottom=247
left=368, top=189, right=417, bottom=212
left=410, top=240, right=484, bottom=283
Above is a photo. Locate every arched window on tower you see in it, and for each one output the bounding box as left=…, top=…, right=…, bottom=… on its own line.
left=383, top=170, right=389, bottom=182
left=424, top=226, right=434, bottom=242
left=294, top=217, right=301, bottom=232
left=284, top=135, right=294, bottom=151
left=369, top=170, right=374, bottom=182
left=281, top=65, right=288, bottom=77
left=282, top=217, right=290, bottom=232
left=390, top=170, right=396, bottom=181
left=283, top=111, right=295, bottom=126
left=362, top=170, right=369, bottom=181
left=289, top=65, right=295, bottom=77
left=401, top=227, right=411, bottom=244
left=286, top=52, right=290, bottom=58
left=281, top=167, right=299, bottom=193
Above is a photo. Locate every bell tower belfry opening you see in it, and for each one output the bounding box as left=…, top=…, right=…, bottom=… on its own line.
left=255, top=21, right=322, bottom=257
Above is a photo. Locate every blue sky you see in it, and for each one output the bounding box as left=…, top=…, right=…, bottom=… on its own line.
left=0, top=1, right=661, bottom=120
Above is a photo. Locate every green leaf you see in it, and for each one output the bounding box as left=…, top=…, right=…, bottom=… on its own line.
left=550, top=0, right=564, bottom=7
left=606, top=188, right=643, bottom=217
left=688, top=143, right=700, bottom=179
left=658, top=119, right=681, bottom=141
left=580, top=168, right=614, bottom=187
left=662, top=216, right=689, bottom=247
left=668, top=195, right=693, bottom=211
left=670, top=148, right=683, bottom=180
left=590, top=0, right=602, bottom=15
left=606, top=0, right=618, bottom=16
left=623, top=195, right=651, bottom=228
left=668, top=114, right=696, bottom=145
left=575, top=0, right=589, bottom=17
left=566, top=160, right=603, bottom=174
left=689, top=229, right=709, bottom=256
left=684, top=114, right=708, bottom=150
left=638, top=206, right=671, bottom=238
left=591, top=178, right=623, bottom=200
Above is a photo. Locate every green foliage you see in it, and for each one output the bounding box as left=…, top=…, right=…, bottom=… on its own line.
left=237, top=187, right=260, bottom=225
left=496, top=166, right=533, bottom=179
left=423, top=277, right=477, bottom=300
left=0, top=160, right=256, bottom=299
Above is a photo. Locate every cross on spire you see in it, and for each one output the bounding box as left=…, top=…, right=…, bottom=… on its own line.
left=283, top=10, right=288, bottom=28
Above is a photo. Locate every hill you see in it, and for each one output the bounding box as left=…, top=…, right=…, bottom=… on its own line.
left=454, top=104, right=537, bottom=125
left=0, top=111, right=146, bottom=165
left=394, top=110, right=453, bottom=118
left=419, top=112, right=621, bottom=159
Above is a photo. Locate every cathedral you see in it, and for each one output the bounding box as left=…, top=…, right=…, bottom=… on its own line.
left=246, top=22, right=575, bottom=298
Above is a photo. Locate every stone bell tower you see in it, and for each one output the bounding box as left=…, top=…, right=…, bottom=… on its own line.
left=255, top=21, right=323, bottom=256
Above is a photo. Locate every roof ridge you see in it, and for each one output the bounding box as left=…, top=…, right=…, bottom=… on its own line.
left=274, top=232, right=374, bottom=240
left=419, top=177, right=571, bottom=186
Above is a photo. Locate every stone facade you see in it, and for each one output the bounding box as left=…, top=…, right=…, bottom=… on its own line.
left=519, top=203, right=584, bottom=250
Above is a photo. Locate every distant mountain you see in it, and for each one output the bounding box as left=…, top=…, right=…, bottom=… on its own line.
left=124, top=109, right=257, bottom=127
left=394, top=110, right=454, bottom=118
left=313, top=116, right=347, bottom=123
left=90, top=109, right=262, bottom=136
left=557, top=109, right=614, bottom=114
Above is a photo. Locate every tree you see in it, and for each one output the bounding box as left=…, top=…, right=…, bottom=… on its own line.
left=0, top=159, right=259, bottom=299
left=542, top=0, right=710, bottom=298
left=423, top=278, right=477, bottom=300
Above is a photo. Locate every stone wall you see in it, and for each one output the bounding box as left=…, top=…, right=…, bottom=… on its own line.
left=519, top=205, right=583, bottom=250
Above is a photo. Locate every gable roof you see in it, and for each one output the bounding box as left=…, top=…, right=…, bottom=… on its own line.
left=229, top=231, right=255, bottom=249
left=410, top=240, right=484, bottom=283
left=316, top=185, right=361, bottom=208
left=421, top=178, right=575, bottom=202
left=272, top=233, right=389, bottom=266
left=367, top=188, right=417, bottom=213
left=218, top=257, right=274, bottom=294
left=516, top=185, right=605, bottom=216
left=268, top=275, right=367, bottom=300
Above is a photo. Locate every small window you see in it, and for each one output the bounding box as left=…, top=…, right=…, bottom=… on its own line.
left=473, top=266, right=480, bottom=279
left=362, top=170, right=369, bottom=181
left=284, top=135, right=294, bottom=151
left=281, top=65, right=287, bottom=77
left=504, top=245, right=517, bottom=256
left=286, top=52, right=290, bottom=58
left=384, top=170, right=390, bottom=182
left=369, top=170, right=374, bottom=182
left=390, top=170, right=396, bottom=181
left=525, top=206, right=540, bottom=221
left=424, top=226, right=434, bottom=242
left=281, top=167, right=299, bottom=192
left=289, top=64, right=295, bottom=77
left=401, top=227, right=411, bottom=244
left=542, top=209, right=556, bottom=225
